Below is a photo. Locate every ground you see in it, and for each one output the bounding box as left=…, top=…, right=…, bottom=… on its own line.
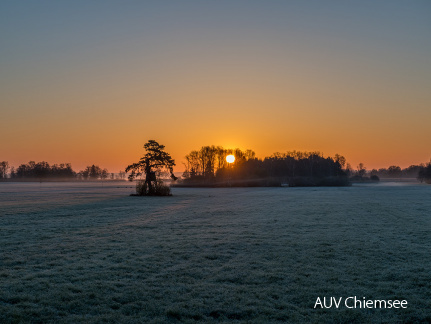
left=1, top=182, right=430, bottom=323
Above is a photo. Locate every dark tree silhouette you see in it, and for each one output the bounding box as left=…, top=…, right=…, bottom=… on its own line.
left=387, top=165, right=402, bottom=178
left=365, top=164, right=424, bottom=179
left=418, top=162, right=431, bottom=184
left=356, top=163, right=366, bottom=178
left=79, top=165, right=106, bottom=180
left=125, top=140, right=177, bottom=195
left=0, top=161, right=9, bottom=179
left=180, top=146, right=348, bottom=187
left=13, top=161, right=75, bottom=179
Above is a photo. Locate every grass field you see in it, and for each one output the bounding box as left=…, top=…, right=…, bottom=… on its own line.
left=1, top=182, right=430, bottom=323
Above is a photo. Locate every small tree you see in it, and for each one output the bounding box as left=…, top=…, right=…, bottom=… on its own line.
left=125, top=140, right=177, bottom=195
left=0, top=161, right=9, bottom=179
left=387, top=165, right=402, bottom=178
left=357, top=163, right=366, bottom=178
left=418, top=161, right=431, bottom=184
left=100, top=168, right=109, bottom=180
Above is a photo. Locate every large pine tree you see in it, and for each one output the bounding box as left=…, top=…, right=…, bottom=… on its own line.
left=125, top=140, right=177, bottom=195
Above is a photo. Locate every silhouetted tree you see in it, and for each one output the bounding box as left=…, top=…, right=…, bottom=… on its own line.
left=89, top=165, right=101, bottom=179
left=51, top=163, right=75, bottom=178
left=125, top=140, right=177, bottom=195
left=184, top=150, right=201, bottom=178
left=345, top=163, right=353, bottom=177
left=199, top=146, right=217, bottom=178
left=79, top=165, right=107, bottom=180
left=11, top=161, right=75, bottom=179
left=100, top=168, right=109, bottom=180
left=118, top=170, right=126, bottom=180
left=181, top=146, right=347, bottom=187
left=216, top=146, right=227, bottom=170
left=357, top=163, right=366, bottom=178
left=369, top=164, right=423, bottom=179
left=387, top=165, right=402, bottom=178
left=403, top=165, right=422, bottom=178
left=183, top=146, right=256, bottom=181
left=334, top=154, right=346, bottom=169
left=418, top=162, right=431, bottom=184
left=0, top=161, right=9, bottom=179
left=370, top=175, right=380, bottom=182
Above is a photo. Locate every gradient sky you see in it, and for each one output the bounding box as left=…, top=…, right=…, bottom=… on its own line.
left=1, top=1, right=430, bottom=172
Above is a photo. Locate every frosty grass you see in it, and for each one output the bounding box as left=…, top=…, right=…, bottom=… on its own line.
left=1, top=182, right=430, bottom=323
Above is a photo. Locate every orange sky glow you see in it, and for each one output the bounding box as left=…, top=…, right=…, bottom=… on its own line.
left=1, top=2, right=430, bottom=173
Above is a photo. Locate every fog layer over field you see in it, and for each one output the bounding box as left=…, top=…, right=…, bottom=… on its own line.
left=1, top=182, right=430, bottom=323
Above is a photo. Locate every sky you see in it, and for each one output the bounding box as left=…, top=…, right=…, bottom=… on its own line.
left=1, top=1, right=430, bottom=172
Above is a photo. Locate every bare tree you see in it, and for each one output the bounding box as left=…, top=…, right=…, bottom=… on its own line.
left=357, top=163, right=366, bottom=178
left=334, top=154, right=346, bottom=169
left=0, top=161, right=9, bottom=179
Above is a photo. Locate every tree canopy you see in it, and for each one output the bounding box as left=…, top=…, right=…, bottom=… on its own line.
left=180, top=146, right=349, bottom=187
left=418, top=161, right=431, bottom=184
left=125, top=140, right=176, bottom=180
left=125, top=140, right=177, bottom=195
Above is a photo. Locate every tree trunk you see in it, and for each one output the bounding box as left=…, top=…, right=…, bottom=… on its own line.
left=145, top=169, right=156, bottom=195
left=146, top=177, right=152, bottom=194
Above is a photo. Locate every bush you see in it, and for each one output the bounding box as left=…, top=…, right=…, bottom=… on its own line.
left=153, top=180, right=172, bottom=196
left=370, top=175, right=380, bottom=182
left=418, top=163, right=431, bottom=184
left=134, top=180, right=171, bottom=196
left=135, top=180, right=147, bottom=196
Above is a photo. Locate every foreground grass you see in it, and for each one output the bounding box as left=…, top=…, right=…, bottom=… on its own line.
left=1, top=183, right=430, bottom=323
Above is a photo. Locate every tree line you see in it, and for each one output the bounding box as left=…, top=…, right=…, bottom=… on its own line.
left=2, top=154, right=430, bottom=184
left=0, top=161, right=126, bottom=180
left=369, top=164, right=428, bottom=179
left=344, top=162, right=431, bottom=182
left=180, top=146, right=349, bottom=186
left=180, top=146, right=431, bottom=186
left=183, top=146, right=256, bottom=179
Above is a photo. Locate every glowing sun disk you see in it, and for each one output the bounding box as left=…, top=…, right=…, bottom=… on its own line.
left=226, top=155, right=235, bottom=163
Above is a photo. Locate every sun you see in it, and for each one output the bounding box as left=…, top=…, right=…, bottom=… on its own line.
left=226, top=155, right=235, bottom=163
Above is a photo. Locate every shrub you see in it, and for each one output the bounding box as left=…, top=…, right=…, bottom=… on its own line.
left=135, top=180, right=147, bottom=196
left=418, top=163, right=431, bottom=184
left=134, top=180, right=171, bottom=196
left=153, top=180, right=172, bottom=196
left=370, top=175, right=380, bottom=182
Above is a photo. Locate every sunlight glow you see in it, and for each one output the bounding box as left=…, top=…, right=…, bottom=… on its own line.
left=226, top=155, right=235, bottom=163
